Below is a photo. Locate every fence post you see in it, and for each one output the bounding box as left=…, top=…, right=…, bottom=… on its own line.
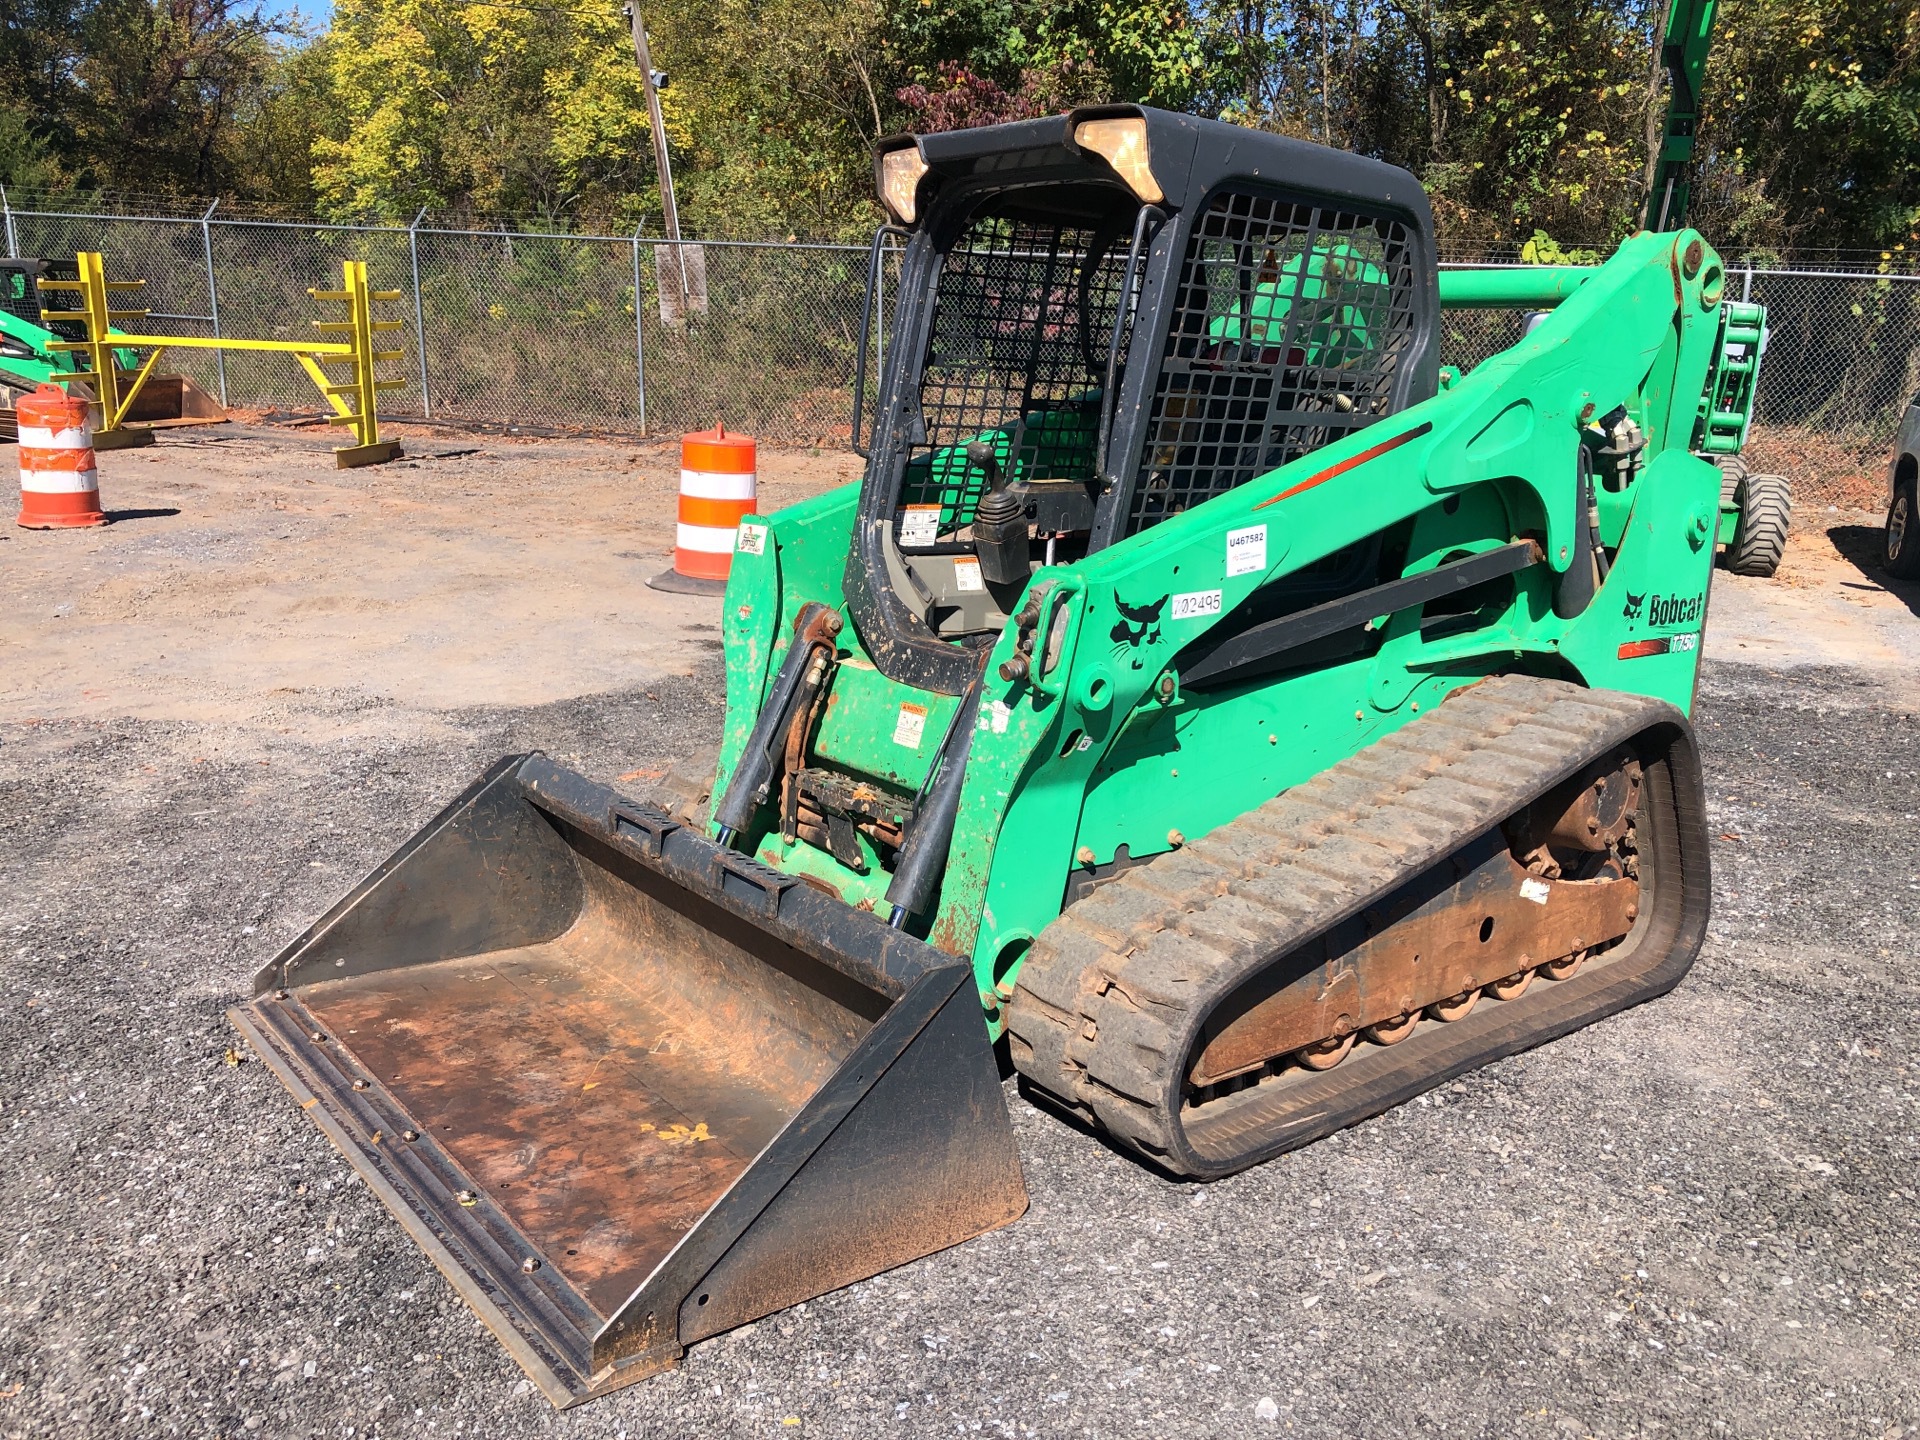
left=201, top=199, right=228, bottom=406
left=409, top=207, right=431, bottom=418
left=1742, top=263, right=1753, bottom=304
left=630, top=224, right=648, bottom=435
left=0, top=186, right=16, bottom=258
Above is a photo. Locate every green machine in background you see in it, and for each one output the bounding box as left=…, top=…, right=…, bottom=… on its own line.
left=0, top=258, right=89, bottom=390
left=239, top=107, right=1752, bottom=1404
left=1645, top=0, right=1791, bottom=575
left=0, top=256, right=223, bottom=431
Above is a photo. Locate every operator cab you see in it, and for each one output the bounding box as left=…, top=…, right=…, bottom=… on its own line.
left=848, top=106, right=1438, bottom=694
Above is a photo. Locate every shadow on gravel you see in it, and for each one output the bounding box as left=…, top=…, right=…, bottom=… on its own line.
left=1826, top=523, right=1920, bottom=618
left=103, top=507, right=183, bottom=523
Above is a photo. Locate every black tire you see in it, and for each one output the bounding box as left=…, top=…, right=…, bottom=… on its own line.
left=1717, top=455, right=1748, bottom=510
left=1724, top=472, right=1791, bottom=578
left=1884, top=477, right=1920, bottom=581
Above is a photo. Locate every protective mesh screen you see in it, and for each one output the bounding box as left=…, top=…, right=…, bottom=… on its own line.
left=1126, top=191, right=1417, bottom=536
left=899, top=207, right=1138, bottom=542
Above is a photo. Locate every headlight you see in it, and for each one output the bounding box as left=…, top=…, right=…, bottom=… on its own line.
left=1074, top=117, right=1163, bottom=204
left=880, top=145, right=930, bottom=225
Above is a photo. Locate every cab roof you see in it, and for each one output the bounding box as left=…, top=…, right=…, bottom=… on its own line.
left=879, top=104, right=1432, bottom=234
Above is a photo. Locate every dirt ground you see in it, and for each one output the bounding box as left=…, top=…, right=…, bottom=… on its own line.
left=1, top=422, right=861, bottom=733
left=2, top=427, right=1919, bottom=1439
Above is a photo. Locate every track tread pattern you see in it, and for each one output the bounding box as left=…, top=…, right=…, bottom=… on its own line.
left=1005, top=675, right=1691, bottom=1177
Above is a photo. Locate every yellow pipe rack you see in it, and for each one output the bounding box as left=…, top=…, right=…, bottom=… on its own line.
left=40, top=252, right=408, bottom=468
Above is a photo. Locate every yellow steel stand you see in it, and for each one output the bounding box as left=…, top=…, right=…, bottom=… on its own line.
left=41, top=253, right=408, bottom=469
left=39, top=251, right=158, bottom=450
left=297, top=262, right=407, bottom=467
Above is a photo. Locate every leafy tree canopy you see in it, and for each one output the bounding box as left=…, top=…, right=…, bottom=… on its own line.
left=0, top=0, right=1909, bottom=259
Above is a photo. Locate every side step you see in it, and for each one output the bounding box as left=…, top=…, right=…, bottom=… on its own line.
left=233, top=755, right=1026, bottom=1406
left=1006, top=675, right=1710, bottom=1180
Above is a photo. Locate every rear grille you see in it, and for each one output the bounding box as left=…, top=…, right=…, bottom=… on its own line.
left=1126, top=191, right=1418, bottom=536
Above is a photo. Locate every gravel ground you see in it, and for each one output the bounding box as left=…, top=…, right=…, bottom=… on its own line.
left=3, top=657, right=1916, bottom=1440
left=1, top=433, right=1916, bottom=1438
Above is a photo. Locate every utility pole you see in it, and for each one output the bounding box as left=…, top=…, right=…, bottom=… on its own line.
left=626, top=3, right=696, bottom=320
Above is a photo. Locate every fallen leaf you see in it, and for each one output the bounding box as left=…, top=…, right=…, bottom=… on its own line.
left=581, top=1082, right=598, bottom=1091
left=656, top=1122, right=714, bottom=1146
left=0, top=1383, right=23, bottom=1399
left=617, top=768, right=667, bottom=783
left=1720, top=832, right=1742, bottom=842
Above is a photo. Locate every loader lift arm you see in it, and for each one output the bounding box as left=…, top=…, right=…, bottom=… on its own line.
left=1645, top=0, right=1717, bottom=233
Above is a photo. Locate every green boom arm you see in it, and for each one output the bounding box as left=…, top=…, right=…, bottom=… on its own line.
left=1645, top=0, right=1718, bottom=232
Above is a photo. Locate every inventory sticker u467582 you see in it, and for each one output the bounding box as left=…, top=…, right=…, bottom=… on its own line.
left=1226, top=525, right=1267, bottom=577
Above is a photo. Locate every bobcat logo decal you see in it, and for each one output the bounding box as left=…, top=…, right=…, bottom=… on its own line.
left=1621, top=590, right=1646, bottom=622
left=1110, top=593, right=1168, bottom=668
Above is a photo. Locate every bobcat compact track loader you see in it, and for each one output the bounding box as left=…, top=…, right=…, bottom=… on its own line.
left=233, top=107, right=1741, bottom=1404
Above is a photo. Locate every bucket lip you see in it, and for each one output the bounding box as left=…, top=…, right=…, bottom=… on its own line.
left=516, top=753, right=944, bottom=1001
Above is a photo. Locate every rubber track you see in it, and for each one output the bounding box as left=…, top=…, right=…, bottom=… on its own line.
left=1005, top=674, right=1706, bottom=1180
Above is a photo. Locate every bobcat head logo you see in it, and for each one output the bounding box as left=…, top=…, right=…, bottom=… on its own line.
left=1110, top=593, right=1168, bottom=669
left=1621, top=590, right=1646, bottom=622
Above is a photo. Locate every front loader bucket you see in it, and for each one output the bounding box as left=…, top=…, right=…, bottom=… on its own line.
left=230, top=755, right=1027, bottom=1406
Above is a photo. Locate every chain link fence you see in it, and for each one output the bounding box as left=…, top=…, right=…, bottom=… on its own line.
left=3, top=197, right=1915, bottom=506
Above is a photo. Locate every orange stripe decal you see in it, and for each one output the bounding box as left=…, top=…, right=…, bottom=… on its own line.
left=1252, top=421, right=1433, bottom=510
left=678, top=495, right=754, bottom=529
left=673, top=548, right=733, bottom=580
left=20, top=446, right=99, bottom=472
left=681, top=439, right=757, bottom=474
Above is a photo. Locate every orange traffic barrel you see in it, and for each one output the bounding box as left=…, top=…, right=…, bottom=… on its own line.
left=648, top=426, right=756, bottom=595
left=17, top=384, right=105, bottom=529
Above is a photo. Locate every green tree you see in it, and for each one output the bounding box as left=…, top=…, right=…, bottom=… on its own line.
left=1693, top=0, right=1920, bottom=257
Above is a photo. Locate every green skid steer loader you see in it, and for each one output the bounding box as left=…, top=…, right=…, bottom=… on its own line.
left=234, top=108, right=1739, bottom=1405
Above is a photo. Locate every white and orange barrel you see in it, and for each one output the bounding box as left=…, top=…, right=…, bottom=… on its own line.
left=671, top=426, right=757, bottom=582
left=17, top=384, right=105, bottom=529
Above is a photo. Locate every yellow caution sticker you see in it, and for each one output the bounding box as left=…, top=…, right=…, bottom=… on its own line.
left=893, top=703, right=928, bottom=749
